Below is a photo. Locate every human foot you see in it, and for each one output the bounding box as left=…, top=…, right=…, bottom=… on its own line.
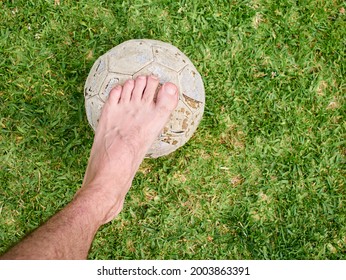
left=76, top=75, right=178, bottom=224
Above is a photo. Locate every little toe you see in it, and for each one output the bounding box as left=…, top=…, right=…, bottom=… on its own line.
left=108, top=85, right=122, bottom=104
left=119, top=79, right=134, bottom=103
left=142, top=75, right=159, bottom=103
left=155, top=82, right=179, bottom=113
left=131, top=76, right=147, bottom=102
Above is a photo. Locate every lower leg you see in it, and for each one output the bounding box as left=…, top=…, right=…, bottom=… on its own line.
left=1, top=76, right=178, bottom=259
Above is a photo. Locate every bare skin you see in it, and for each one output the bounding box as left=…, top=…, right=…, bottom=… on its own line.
left=0, top=75, right=178, bottom=259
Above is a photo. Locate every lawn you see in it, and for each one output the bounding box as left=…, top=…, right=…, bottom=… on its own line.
left=0, top=0, right=345, bottom=259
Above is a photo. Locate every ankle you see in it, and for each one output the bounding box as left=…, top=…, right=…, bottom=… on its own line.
left=73, top=185, right=125, bottom=224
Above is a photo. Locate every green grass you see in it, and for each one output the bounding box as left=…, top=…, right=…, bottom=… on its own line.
left=0, top=0, right=345, bottom=259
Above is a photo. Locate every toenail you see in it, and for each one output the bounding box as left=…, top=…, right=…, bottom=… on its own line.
left=150, top=75, right=158, bottom=80
left=114, top=85, right=122, bottom=90
left=137, top=75, right=145, bottom=80
left=165, top=84, right=177, bottom=95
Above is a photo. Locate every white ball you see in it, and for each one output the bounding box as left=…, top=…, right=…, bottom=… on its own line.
left=84, top=39, right=205, bottom=158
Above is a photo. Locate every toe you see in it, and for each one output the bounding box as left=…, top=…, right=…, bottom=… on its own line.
left=142, top=75, right=159, bottom=103
left=155, top=82, right=179, bottom=113
left=131, top=76, right=147, bottom=102
left=119, top=79, right=134, bottom=103
left=108, top=85, right=122, bottom=104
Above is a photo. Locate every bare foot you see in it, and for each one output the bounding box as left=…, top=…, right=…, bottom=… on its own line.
left=75, top=75, right=178, bottom=224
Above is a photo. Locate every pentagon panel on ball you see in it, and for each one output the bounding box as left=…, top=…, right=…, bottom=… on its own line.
left=84, top=39, right=205, bottom=158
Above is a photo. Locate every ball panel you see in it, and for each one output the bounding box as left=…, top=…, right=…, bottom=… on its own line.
left=182, top=94, right=204, bottom=136
left=160, top=132, right=182, bottom=147
left=108, top=40, right=154, bottom=74
left=134, top=62, right=179, bottom=87
left=169, top=100, right=193, bottom=133
left=179, top=65, right=205, bottom=103
left=85, top=95, right=103, bottom=131
left=146, top=140, right=175, bottom=158
left=84, top=56, right=108, bottom=98
left=152, top=45, right=187, bottom=72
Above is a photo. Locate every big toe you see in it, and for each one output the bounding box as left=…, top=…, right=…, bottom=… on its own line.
left=156, top=82, right=179, bottom=113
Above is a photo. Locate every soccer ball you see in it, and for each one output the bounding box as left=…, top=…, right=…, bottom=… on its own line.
left=84, top=39, right=205, bottom=158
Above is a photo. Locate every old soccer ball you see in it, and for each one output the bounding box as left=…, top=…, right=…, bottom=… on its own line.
left=84, top=39, right=205, bottom=158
